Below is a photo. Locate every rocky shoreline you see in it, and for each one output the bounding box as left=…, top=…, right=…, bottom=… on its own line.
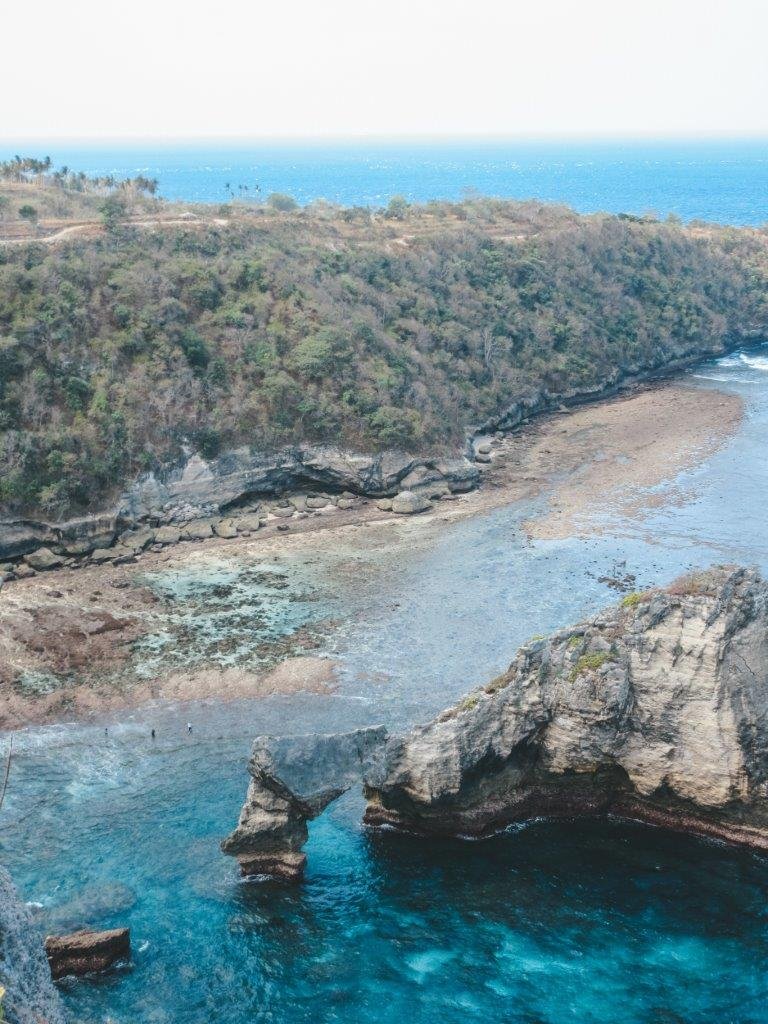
left=224, top=566, right=768, bottom=880
left=2, top=328, right=760, bottom=573
left=0, top=448, right=479, bottom=572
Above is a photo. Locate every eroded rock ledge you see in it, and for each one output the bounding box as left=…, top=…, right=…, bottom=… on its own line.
left=224, top=567, right=768, bottom=881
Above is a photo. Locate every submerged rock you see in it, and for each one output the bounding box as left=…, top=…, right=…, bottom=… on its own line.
left=35, top=882, right=137, bottom=933
left=222, top=728, right=387, bottom=881
left=364, top=566, right=768, bottom=850
left=44, top=927, right=130, bottom=980
left=0, top=867, right=65, bottom=1024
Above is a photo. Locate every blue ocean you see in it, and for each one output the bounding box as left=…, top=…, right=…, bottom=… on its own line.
left=2, top=138, right=767, bottom=223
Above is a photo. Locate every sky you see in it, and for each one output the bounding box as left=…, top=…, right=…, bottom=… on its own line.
left=2, top=0, right=767, bottom=141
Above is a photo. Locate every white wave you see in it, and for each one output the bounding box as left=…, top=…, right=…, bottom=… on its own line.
left=692, top=373, right=762, bottom=384
left=739, top=354, right=768, bottom=371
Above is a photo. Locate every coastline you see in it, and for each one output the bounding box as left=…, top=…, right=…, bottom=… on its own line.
left=0, top=377, right=743, bottom=730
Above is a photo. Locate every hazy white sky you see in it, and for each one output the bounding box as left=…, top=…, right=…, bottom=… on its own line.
left=3, top=0, right=767, bottom=141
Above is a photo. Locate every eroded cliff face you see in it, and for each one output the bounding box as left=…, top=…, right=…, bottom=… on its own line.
left=0, top=867, right=65, bottom=1024
left=363, top=566, right=768, bottom=847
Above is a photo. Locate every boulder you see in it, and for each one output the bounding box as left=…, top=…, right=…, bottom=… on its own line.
left=45, top=928, right=130, bottom=980
left=337, top=498, right=358, bottom=510
left=475, top=452, right=492, bottom=464
left=23, top=547, right=63, bottom=572
left=14, top=564, right=36, bottom=579
left=117, top=528, right=155, bottom=552
left=154, top=525, right=181, bottom=545
left=270, top=505, right=295, bottom=518
left=236, top=515, right=263, bottom=533
left=89, top=548, right=115, bottom=564
left=475, top=441, right=492, bottom=455
left=306, top=496, right=330, bottom=510
left=391, top=491, right=431, bottom=515
left=181, top=520, right=214, bottom=541
left=214, top=519, right=239, bottom=539
left=375, top=498, right=393, bottom=511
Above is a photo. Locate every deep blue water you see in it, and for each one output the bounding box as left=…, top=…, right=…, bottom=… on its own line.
left=2, top=347, right=768, bottom=1022
left=2, top=139, right=768, bottom=224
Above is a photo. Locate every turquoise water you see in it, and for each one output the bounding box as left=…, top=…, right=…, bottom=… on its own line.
left=3, top=346, right=768, bottom=1022
left=2, top=139, right=768, bottom=223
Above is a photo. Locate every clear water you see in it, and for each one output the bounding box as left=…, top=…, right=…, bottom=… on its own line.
left=2, top=139, right=768, bottom=223
left=2, top=345, right=768, bottom=1023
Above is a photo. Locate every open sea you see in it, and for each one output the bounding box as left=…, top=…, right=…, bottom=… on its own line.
left=1, top=138, right=767, bottom=223
left=2, top=144, right=768, bottom=1023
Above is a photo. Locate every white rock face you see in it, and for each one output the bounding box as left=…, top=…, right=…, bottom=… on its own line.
left=364, top=567, right=768, bottom=849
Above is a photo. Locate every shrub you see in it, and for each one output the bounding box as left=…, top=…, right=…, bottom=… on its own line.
left=569, top=651, right=612, bottom=682
left=266, top=192, right=298, bottom=212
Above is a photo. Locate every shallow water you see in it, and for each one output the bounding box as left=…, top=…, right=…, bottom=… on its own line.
left=3, top=345, right=768, bottom=1023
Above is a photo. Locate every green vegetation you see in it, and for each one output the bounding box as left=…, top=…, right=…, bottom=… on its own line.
left=621, top=591, right=649, bottom=608
left=570, top=651, right=613, bottom=681
left=458, top=693, right=481, bottom=713
left=1, top=183, right=768, bottom=518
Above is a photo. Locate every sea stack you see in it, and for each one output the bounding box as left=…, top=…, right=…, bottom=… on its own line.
left=221, top=728, right=387, bottom=881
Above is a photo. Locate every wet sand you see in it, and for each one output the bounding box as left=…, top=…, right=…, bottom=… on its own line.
left=0, top=379, right=743, bottom=729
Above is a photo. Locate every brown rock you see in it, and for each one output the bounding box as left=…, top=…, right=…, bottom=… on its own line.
left=45, top=928, right=130, bottom=979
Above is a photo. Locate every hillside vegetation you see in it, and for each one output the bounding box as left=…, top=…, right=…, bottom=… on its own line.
left=1, top=183, right=767, bottom=518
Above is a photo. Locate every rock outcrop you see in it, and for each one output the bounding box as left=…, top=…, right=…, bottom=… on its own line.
left=224, top=566, right=768, bottom=882
left=119, top=446, right=477, bottom=524
left=364, top=566, right=768, bottom=849
left=0, top=445, right=477, bottom=562
left=221, top=728, right=387, bottom=881
left=44, top=928, right=130, bottom=980
left=0, top=867, right=65, bottom=1024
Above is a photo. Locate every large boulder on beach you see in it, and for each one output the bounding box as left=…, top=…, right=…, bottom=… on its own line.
left=23, top=548, right=63, bottom=572
left=45, top=928, right=131, bottom=980
left=391, top=491, right=430, bottom=515
left=154, top=525, right=181, bottom=545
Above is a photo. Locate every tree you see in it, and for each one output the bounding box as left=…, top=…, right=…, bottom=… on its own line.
left=266, top=192, right=298, bottom=212
left=384, top=195, right=409, bottom=220
left=18, top=204, right=38, bottom=225
left=100, top=195, right=127, bottom=232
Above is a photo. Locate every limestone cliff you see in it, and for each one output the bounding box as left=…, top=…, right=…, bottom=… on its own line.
left=0, top=867, right=65, bottom=1024
left=224, top=566, right=768, bottom=882
left=364, top=566, right=768, bottom=847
